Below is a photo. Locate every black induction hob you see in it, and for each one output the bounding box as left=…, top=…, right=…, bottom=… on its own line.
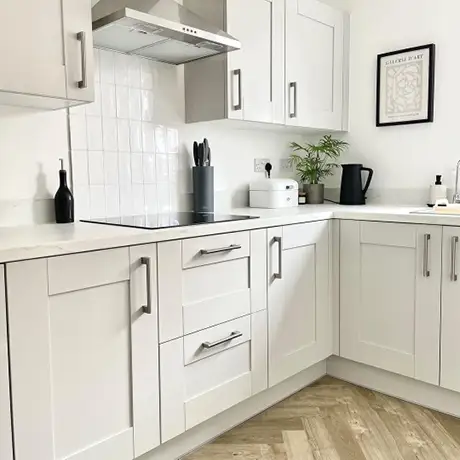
left=81, top=213, right=258, bottom=230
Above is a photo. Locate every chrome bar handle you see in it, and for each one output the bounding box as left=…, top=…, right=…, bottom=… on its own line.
left=423, top=234, right=431, bottom=278
left=233, top=69, right=242, bottom=111
left=202, top=331, right=242, bottom=349
left=452, top=236, right=459, bottom=282
left=200, top=244, right=242, bottom=255
left=274, top=236, right=283, bottom=280
left=289, top=82, right=297, bottom=118
left=77, top=31, right=88, bottom=89
left=141, top=257, right=152, bottom=314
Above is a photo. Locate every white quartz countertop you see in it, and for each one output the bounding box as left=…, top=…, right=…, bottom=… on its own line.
left=0, top=204, right=459, bottom=263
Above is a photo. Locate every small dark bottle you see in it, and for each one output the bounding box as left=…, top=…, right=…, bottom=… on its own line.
left=54, top=158, right=74, bottom=223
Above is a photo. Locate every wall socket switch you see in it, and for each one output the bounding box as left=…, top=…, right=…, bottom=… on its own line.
left=279, top=158, right=293, bottom=172
left=254, top=158, right=271, bottom=173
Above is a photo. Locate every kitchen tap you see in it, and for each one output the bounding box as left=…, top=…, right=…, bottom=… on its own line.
left=454, top=160, right=460, bottom=204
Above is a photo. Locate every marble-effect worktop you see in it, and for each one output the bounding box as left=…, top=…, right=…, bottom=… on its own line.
left=0, top=204, right=457, bottom=264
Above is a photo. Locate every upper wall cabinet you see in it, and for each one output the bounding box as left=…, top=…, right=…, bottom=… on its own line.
left=0, top=0, right=94, bottom=110
left=285, top=0, right=345, bottom=130
left=184, top=0, right=348, bottom=131
left=184, top=0, right=284, bottom=125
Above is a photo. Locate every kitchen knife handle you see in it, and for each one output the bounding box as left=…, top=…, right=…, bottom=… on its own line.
left=141, top=257, right=152, bottom=314
left=452, top=236, right=459, bottom=282
left=289, top=82, right=297, bottom=118
left=233, top=69, right=242, bottom=111
left=77, top=31, right=88, bottom=89
left=423, top=234, right=431, bottom=278
left=274, top=236, right=283, bottom=280
left=200, top=244, right=242, bottom=255
left=202, top=331, right=243, bottom=349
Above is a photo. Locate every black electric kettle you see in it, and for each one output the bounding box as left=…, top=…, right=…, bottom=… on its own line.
left=340, top=164, right=374, bottom=205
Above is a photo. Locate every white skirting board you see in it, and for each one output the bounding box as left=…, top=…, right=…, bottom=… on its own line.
left=140, top=361, right=327, bottom=460
left=327, top=356, right=460, bottom=419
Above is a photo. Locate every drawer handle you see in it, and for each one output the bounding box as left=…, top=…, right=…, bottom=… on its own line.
left=273, top=236, right=283, bottom=280
left=141, top=257, right=152, bottom=314
left=202, top=331, right=243, bottom=349
left=77, top=31, right=88, bottom=89
left=423, top=234, right=431, bottom=278
left=452, top=236, right=459, bottom=282
left=200, top=244, right=242, bottom=255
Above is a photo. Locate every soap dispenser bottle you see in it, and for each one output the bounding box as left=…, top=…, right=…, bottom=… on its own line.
left=54, top=158, right=74, bottom=223
left=429, top=175, right=447, bottom=207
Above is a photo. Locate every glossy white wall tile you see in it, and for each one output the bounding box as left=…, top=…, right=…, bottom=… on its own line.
left=69, top=50, right=299, bottom=220
left=70, top=51, right=185, bottom=219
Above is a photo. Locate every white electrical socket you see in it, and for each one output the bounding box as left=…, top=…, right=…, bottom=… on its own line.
left=254, top=158, right=271, bottom=173
left=280, top=158, right=293, bottom=172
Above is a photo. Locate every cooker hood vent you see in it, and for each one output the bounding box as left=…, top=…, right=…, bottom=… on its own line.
left=92, top=0, right=240, bottom=65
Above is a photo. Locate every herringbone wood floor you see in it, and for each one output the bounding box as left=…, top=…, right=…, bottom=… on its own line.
left=185, top=376, right=460, bottom=459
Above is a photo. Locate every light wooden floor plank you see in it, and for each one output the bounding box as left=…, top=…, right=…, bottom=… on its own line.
left=185, top=377, right=460, bottom=460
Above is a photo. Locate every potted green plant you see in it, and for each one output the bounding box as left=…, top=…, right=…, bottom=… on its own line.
left=289, top=135, right=349, bottom=204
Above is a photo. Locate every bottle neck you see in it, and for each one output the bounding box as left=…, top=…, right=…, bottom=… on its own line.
left=59, top=170, right=68, bottom=187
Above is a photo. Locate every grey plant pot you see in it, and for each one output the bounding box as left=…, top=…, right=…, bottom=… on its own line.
left=304, top=184, right=325, bottom=204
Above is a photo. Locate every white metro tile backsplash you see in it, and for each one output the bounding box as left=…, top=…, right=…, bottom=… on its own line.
left=70, top=49, right=183, bottom=219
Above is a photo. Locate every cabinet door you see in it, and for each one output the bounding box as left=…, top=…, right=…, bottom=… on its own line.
left=285, top=0, right=344, bottom=130
left=0, top=0, right=66, bottom=98
left=62, top=0, right=95, bottom=103
left=0, top=266, right=13, bottom=460
left=268, top=221, right=331, bottom=387
left=340, top=221, right=442, bottom=385
left=7, top=249, right=146, bottom=460
left=441, top=227, right=460, bottom=392
left=160, top=312, right=267, bottom=442
left=129, top=245, right=160, bottom=457
left=227, top=0, right=283, bottom=123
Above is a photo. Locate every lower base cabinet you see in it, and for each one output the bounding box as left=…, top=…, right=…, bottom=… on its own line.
left=7, top=246, right=160, bottom=460
left=160, top=311, right=268, bottom=443
left=268, top=221, right=332, bottom=387
left=0, top=266, right=13, bottom=460
left=441, top=226, right=460, bottom=392
left=340, top=221, right=442, bottom=385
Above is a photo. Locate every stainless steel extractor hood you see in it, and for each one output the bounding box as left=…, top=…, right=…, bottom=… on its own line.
left=92, top=0, right=241, bottom=65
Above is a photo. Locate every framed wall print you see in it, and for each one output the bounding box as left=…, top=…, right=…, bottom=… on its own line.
left=376, top=44, right=436, bottom=127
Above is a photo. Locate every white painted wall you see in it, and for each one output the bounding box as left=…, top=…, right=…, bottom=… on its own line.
left=337, top=0, right=460, bottom=203
left=0, top=108, right=68, bottom=225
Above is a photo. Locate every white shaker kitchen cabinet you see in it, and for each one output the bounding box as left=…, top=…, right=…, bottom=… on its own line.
left=267, top=221, right=331, bottom=387
left=184, top=0, right=284, bottom=125
left=0, top=0, right=94, bottom=109
left=340, top=221, right=442, bottom=385
left=160, top=311, right=268, bottom=443
left=7, top=246, right=159, bottom=460
left=441, top=227, right=460, bottom=393
left=0, top=266, right=13, bottom=460
left=129, top=244, right=161, bottom=458
left=158, top=230, right=267, bottom=343
left=285, top=0, right=345, bottom=130
left=62, top=0, right=95, bottom=104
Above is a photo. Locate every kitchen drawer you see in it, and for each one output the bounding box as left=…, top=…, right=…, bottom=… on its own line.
left=158, top=230, right=266, bottom=343
left=160, top=311, right=267, bottom=442
left=183, top=315, right=251, bottom=365
left=182, top=258, right=251, bottom=334
left=182, top=231, right=250, bottom=269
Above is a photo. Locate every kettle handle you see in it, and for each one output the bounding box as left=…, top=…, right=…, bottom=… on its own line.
left=361, top=167, right=374, bottom=197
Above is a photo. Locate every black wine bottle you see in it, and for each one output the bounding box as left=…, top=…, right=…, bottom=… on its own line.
left=54, top=158, right=74, bottom=224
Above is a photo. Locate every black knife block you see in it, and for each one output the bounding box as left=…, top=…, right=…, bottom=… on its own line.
left=193, top=167, right=214, bottom=213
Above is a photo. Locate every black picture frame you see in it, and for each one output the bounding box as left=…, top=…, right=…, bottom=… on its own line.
left=376, top=44, right=436, bottom=127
